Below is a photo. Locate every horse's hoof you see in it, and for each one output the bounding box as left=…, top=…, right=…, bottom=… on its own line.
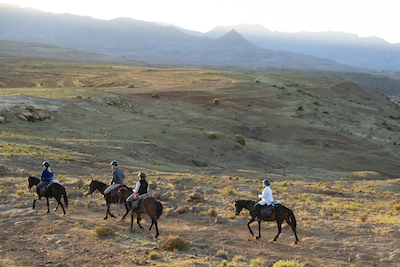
left=255, top=236, right=261, bottom=240
left=268, top=239, right=275, bottom=243
left=103, top=217, right=107, bottom=220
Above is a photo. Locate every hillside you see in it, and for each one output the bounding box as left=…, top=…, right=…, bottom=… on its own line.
left=1, top=58, right=400, bottom=267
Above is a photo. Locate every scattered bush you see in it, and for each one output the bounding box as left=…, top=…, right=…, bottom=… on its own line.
left=128, top=84, right=135, bottom=88
left=359, top=213, right=368, bottom=222
left=216, top=250, right=228, bottom=259
left=152, top=93, right=159, bottom=98
left=235, top=134, right=246, bottom=146
left=332, top=213, right=340, bottom=219
left=213, top=98, right=220, bottom=105
left=159, top=236, right=190, bottom=251
left=313, top=101, right=319, bottom=105
left=273, top=260, right=303, bottom=267
left=209, top=132, right=217, bottom=139
left=16, top=189, right=25, bottom=196
left=76, top=95, right=83, bottom=98
left=93, top=225, right=115, bottom=238
left=222, top=186, right=236, bottom=195
left=297, top=106, right=304, bottom=111
left=148, top=252, right=159, bottom=260
left=250, top=257, right=267, bottom=267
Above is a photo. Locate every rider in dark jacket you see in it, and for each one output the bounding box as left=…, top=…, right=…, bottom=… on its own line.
left=37, top=161, right=54, bottom=199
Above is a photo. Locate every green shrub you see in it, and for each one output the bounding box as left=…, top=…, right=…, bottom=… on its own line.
left=235, top=134, right=246, bottom=146
left=152, top=93, right=159, bottom=98
left=216, top=250, right=228, bottom=259
left=148, top=252, right=159, bottom=260
left=273, top=260, right=303, bottom=267
left=159, top=236, right=190, bottom=251
left=213, top=98, right=220, bottom=105
left=297, top=106, right=304, bottom=111
left=128, top=84, right=135, bottom=88
left=250, top=257, right=267, bottom=267
left=93, top=226, right=115, bottom=238
left=255, top=79, right=260, bottom=83
left=16, top=189, right=25, bottom=196
left=313, top=101, right=319, bottom=105
left=209, top=132, right=217, bottom=139
left=76, top=95, right=83, bottom=98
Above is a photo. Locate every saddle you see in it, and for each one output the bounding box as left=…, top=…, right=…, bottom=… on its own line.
left=39, top=180, right=60, bottom=195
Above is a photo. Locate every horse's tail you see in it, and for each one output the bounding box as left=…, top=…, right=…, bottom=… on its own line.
left=288, top=208, right=296, bottom=230
left=62, top=186, right=68, bottom=208
left=155, top=201, right=163, bottom=220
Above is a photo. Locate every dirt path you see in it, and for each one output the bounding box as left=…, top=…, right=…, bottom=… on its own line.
left=1, top=191, right=399, bottom=267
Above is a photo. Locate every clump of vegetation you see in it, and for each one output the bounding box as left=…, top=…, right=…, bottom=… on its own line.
left=359, top=213, right=368, bottom=222
left=213, top=98, right=220, bottom=105
left=209, top=132, right=218, bottom=139
left=43, top=227, right=56, bottom=235
left=216, top=250, right=228, bottom=259
left=255, top=79, right=260, bottom=83
left=273, top=260, right=303, bottom=267
left=159, top=236, right=190, bottom=251
left=313, top=101, right=319, bottom=105
left=152, top=93, right=159, bottom=98
left=75, top=95, right=83, bottom=98
left=250, top=257, right=267, bottom=267
left=222, top=186, right=236, bottom=195
left=148, top=252, right=159, bottom=260
left=198, top=126, right=205, bottom=131
left=235, top=134, right=246, bottom=146
left=297, top=106, right=304, bottom=111
left=128, top=84, right=135, bottom=88
left=106, top=99, right=119, bottom=106
left=16, top=189, right=25, bottom=196
left=93, top=225, right=115, bottom=238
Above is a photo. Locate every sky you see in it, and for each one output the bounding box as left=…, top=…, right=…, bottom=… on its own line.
left=2, top=0, right=400, bottom=44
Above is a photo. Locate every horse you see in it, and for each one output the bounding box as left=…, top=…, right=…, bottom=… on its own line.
left=119, top=188, right=163, bottom=238
left=27, top=175, right=68, bottom=215
left=234, top=199, right=298, bottom=244
left=87, top=179, right=132, bottom=220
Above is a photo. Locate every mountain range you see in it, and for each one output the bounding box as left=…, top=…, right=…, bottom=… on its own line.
left=2, top=3, right=400, bottom=73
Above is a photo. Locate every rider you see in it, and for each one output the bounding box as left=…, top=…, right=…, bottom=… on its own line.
left=104, top=160, right=125, bottom=195
left=253, top=179, right=274, bottom=218
left=36, top=161, right=54, bottom=200
left=127, top=172, right=150, bottom=207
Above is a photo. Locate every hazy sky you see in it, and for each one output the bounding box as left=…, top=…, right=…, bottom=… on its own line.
left=2, top=0, right=400, bottom=44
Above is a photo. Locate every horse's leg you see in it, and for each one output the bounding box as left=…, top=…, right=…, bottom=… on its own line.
left=104, top=203, right=109, bottom=220
left=46, top=197, right=50, bottom=213
left=137, top=214, right=143, bottom=229
left=287, top=218, right=299, bottom=244
left=247, top=218, right=256, bottom=237
left=256, top=220, right=261, bottom=239
left=130, top=212, right=134, bottom=228
left=32, top=199, right=36, bottom=209
left=54, top=202, right=59, bottom=211
left=151, top=217, right=159, bottom=238
left=120, top=202, right=130, bottom=221
left=273, top=219, right=283, bottom=242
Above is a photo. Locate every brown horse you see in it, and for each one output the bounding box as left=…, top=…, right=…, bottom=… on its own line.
left=28, top=176, right=68, bottom=215
left=234, top=199, right=298, bottom=244
left=119, top=188, right=163, bottom=238
left=87, top=179, right=132, bottom=220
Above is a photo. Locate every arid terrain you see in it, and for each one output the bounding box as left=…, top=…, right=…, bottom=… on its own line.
left=1, top=57, right=400, bottom=267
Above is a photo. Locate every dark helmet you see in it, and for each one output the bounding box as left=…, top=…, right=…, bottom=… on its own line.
left=42, top=161, right=50, bottom=167
left=138, top=172, right=146, bottom=179
left=110, top=160, right=118, bottom=166
left=263, top=179, right=271, bottom=186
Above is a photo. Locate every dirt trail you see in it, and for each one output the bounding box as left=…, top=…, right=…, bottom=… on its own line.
left=1, top=191, right=399, bottom=267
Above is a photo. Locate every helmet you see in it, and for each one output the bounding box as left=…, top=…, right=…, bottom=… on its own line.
left=263, top=179, right=271, bottom=186
left=42, top=161, right=50, bottom=167
left=138, top=172, right=146, bottom=179
left=110, top=160, right=118, bottom=166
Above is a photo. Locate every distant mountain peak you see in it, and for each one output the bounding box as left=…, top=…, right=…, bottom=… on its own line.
left=217, top=29, right=250, bottom=43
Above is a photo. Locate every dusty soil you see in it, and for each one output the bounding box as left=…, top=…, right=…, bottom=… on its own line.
left=1, top=175, right=400, bottom=267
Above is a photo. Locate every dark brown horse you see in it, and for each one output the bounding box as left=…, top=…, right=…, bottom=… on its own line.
left=87, top=179, right=133, bottom=220
left=119, top=188, right=163, bottom=238
left=28, top=176, right=68, bottom=215
left=234, top=199, right=298, bottom=244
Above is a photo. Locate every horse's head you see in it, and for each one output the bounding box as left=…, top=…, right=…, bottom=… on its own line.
left=87, top=179, right=97, bottom=195
left=27, top=175, right=39, bottom=188
left=234, top=200, right=244, bottom=216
